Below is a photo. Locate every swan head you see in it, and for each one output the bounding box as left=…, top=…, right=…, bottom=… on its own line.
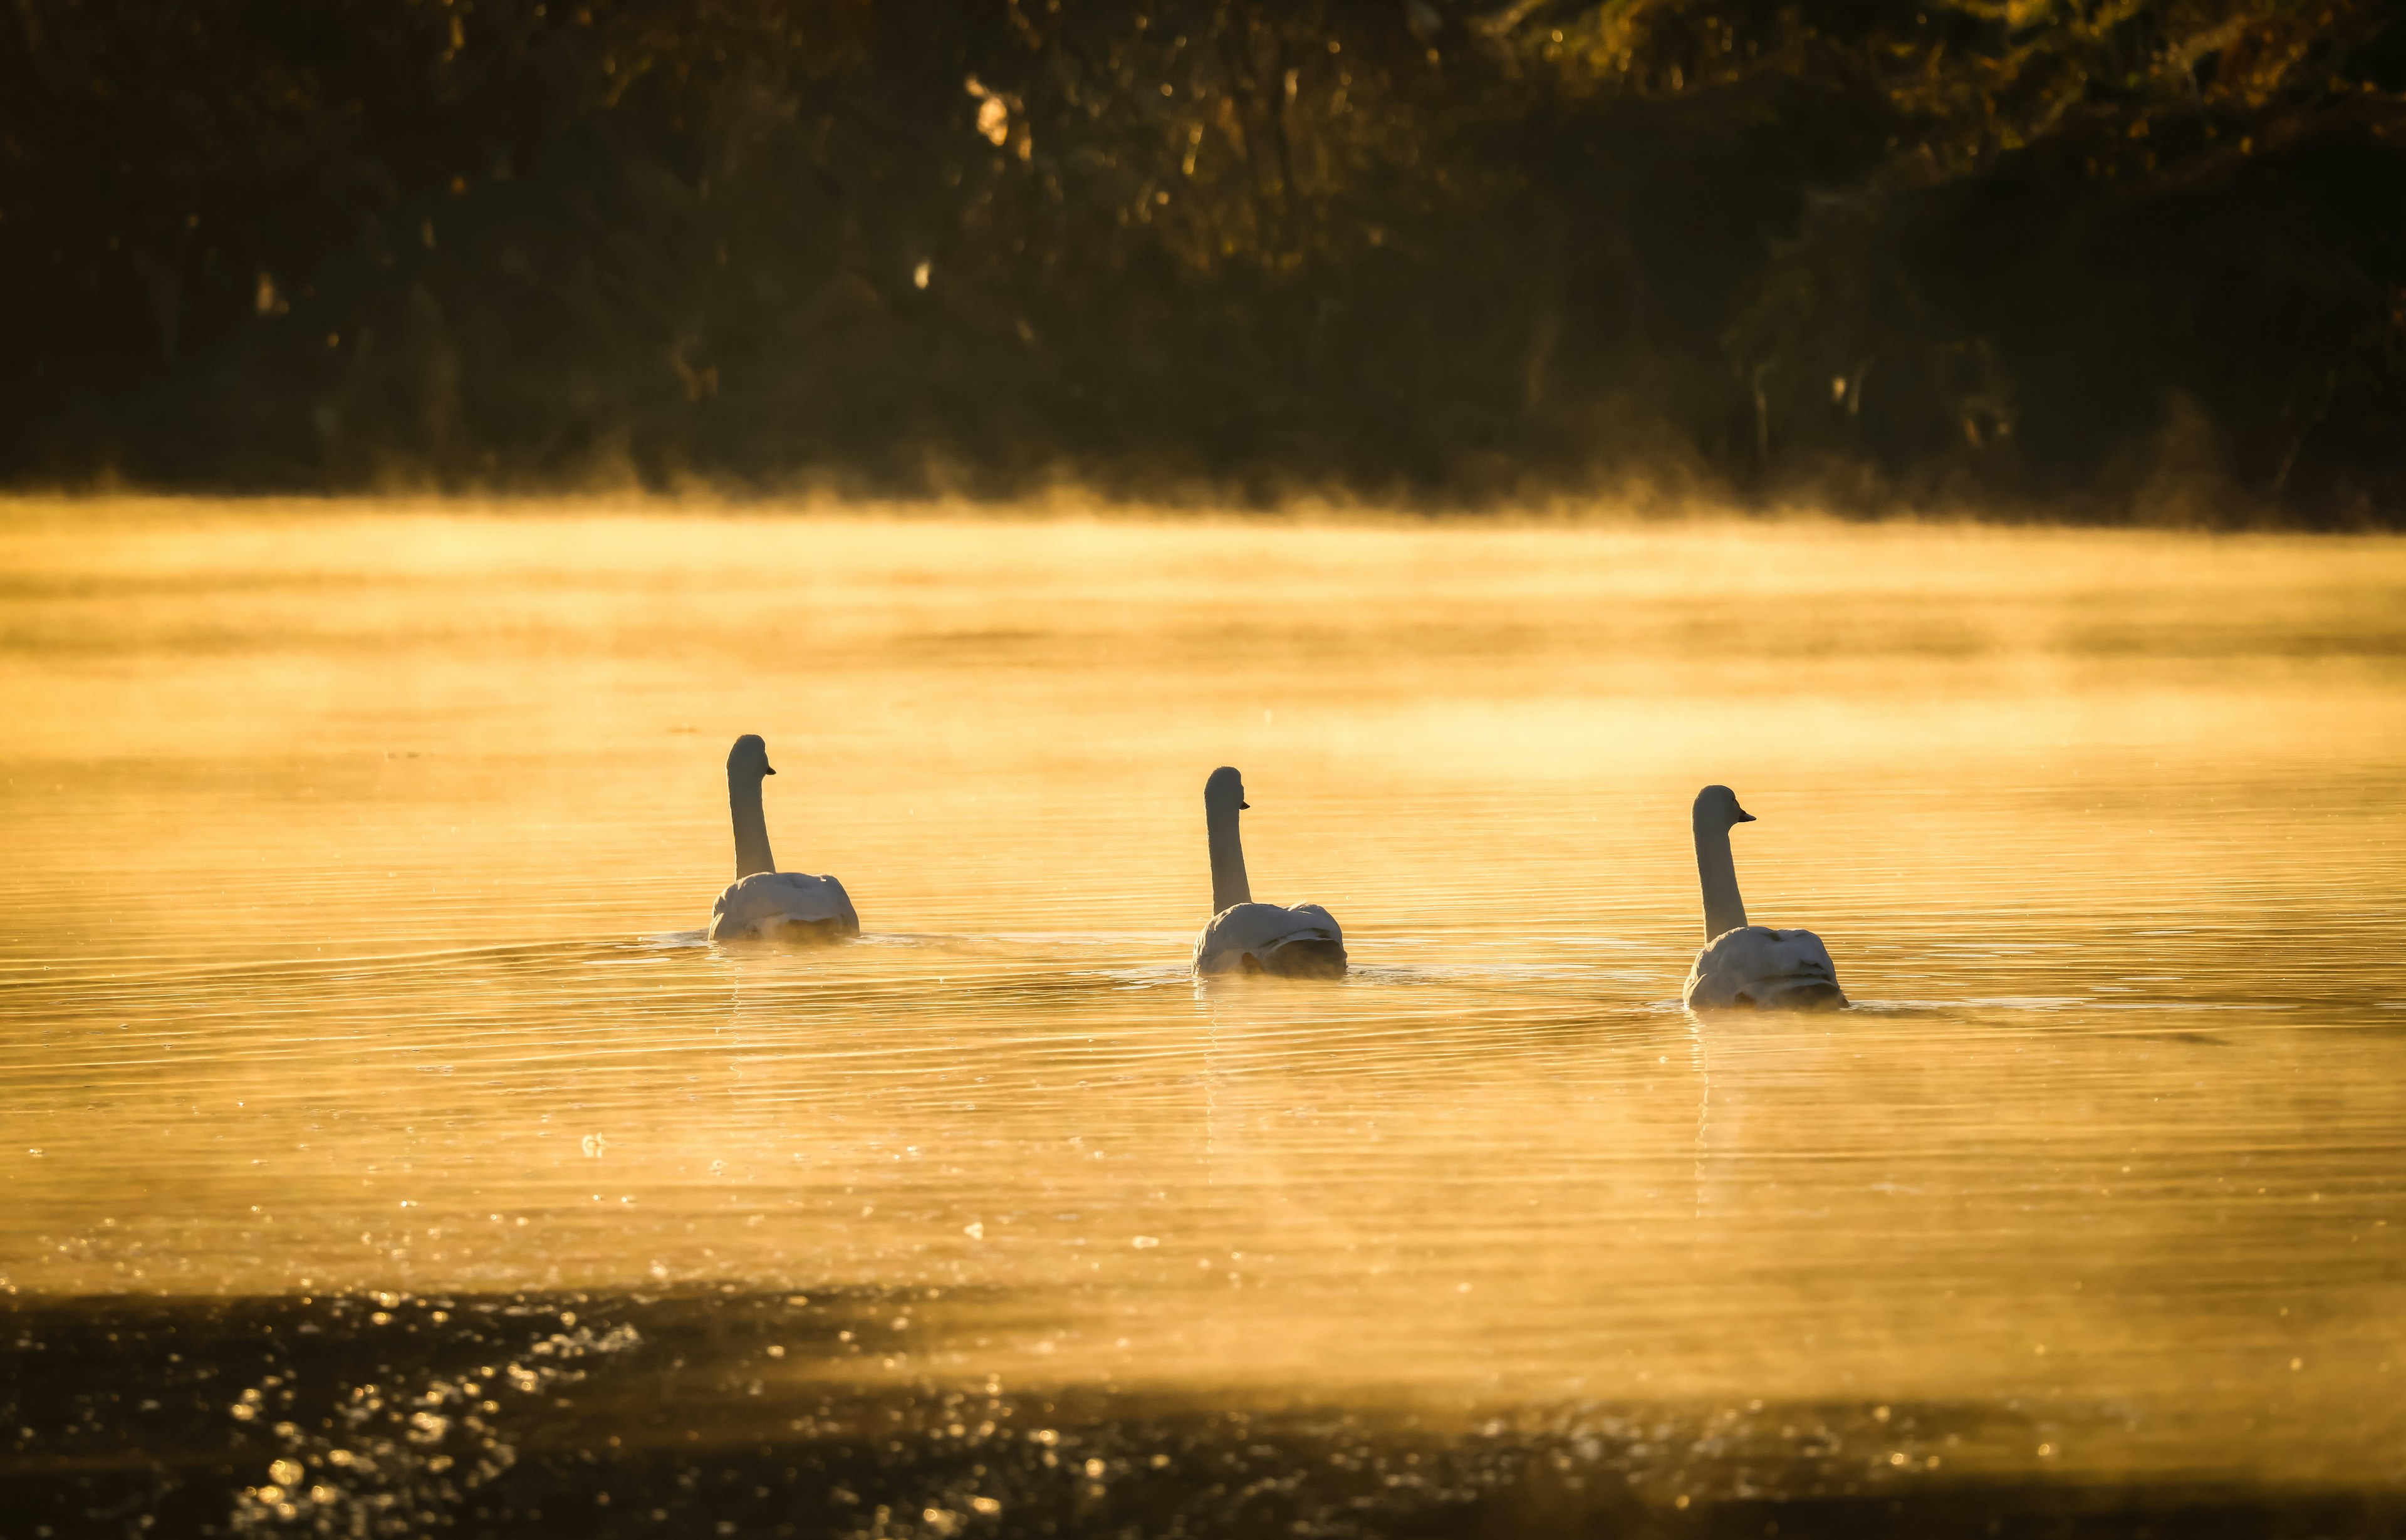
left=1693, top=784, right=1755, bottom=830
left=1204, top=766, right=1250, bottom=813
left=728, top=734, right=776, bottom=779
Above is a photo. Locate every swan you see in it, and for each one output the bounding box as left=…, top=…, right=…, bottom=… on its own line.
left=705, top=734, right=861, bottom=943
left=1191, top=766, right=1346, bottom=978
left=1680, top=784, right=1846, bottom=1011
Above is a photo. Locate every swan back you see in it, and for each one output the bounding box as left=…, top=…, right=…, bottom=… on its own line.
left=1194, top=902, right=1346, bottom=978
left=709, top=871, right=860, bottom=942
left=1682, top=924, right=1846, bottom=1011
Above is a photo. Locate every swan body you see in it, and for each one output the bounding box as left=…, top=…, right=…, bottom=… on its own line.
left=709, top=870, right=860, bottom=943
left=1680, top=784, right=1846, bottom=1011
left=1684, top=924, right=1845, bottom=1010
left=1194, top=901, right=1348, bottom=977
left=1192, top=766, right=1347, bottom=978
left=705, top=734, right=862, bottom=944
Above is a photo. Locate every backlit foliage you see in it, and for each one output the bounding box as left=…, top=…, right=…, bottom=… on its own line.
left=3, top=0, right=2400, bottom=516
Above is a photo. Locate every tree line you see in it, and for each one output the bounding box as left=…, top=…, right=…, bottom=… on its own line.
left=4, top=0, right=2402, bottom=521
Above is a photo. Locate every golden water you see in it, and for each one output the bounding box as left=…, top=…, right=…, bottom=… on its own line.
left=4, top=501, right=2405, bottom=1502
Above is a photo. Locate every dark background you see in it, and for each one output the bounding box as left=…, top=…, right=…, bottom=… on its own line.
left=6, top=0, right=2402, bottom=521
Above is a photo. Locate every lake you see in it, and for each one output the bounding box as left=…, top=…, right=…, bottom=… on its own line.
left=3, top=501, right=2403, bottom=1537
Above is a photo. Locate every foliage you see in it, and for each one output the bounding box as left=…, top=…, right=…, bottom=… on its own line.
left=3, top=0, right=2401, bottom=518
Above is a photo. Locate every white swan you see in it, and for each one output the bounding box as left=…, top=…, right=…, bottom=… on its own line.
left=706, top=734, right=861, bottom=943
left=1681, top=784, right=1846, bottom=1011
left=1191, top=767, right=1347, bottom=978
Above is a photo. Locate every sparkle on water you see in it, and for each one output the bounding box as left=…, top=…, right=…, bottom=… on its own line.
left=2, top=500, right=2403, bottom=1531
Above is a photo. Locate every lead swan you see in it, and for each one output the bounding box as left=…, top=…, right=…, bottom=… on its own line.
left=1681, top=784, right=1846, bottom=1010
left=706, top=734, right=861, bottom=943
left=1191, top=767, right=1347, bottom=977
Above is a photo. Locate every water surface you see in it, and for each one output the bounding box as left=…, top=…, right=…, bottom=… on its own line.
left=3, top=502, right=2403, bottom=1534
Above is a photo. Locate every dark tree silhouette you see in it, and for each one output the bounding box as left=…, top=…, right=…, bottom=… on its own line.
left=3, top=0, right=2400, bottom=520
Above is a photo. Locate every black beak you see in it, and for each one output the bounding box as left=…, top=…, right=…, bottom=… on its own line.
left=765, top=765, right=777, bottom=776
left=1734, top=806, right=1754, bottom=822
left=1239, top=800, right=1250, bottom=809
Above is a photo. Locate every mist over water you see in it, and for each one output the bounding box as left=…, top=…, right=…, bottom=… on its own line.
left=3, top=501, right=2404, bottom=1534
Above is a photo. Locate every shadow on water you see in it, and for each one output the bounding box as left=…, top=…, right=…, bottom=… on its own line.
left=5, top=1291, right=2398, bottom=1540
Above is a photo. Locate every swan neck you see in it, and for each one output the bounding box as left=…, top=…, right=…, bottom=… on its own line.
left=730, top=770, right=776, bottom=878
left=1694, top=816, right=1748, bottom=941
left=1206, top=802, right=1251, bottom=913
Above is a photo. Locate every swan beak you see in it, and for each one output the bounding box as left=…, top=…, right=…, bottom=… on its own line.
left=1734, top=806, right=1755, bottom=822
left=764, top=764, right=778, bottom=776
left=1239, top=801, right=1250, bottom=809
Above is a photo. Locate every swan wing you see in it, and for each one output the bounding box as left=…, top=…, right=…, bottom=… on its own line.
left=818, top=873, right=860, bottom=929
left=708, top=871, right=862, bottom=940
left=1682, top=925, right=1846, bottom=1011
left=1193, top=901, right=1346, bottom=976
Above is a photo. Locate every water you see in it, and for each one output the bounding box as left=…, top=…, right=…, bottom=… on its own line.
left=4, top=501, right=2404, bottom=1535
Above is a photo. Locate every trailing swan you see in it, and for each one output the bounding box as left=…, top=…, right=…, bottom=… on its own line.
left=1681, top=784, right=1846, bottom=1011
left=1191, top=766, right=1346, bottom=978
left=706, top=734, right=861, bottom=943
